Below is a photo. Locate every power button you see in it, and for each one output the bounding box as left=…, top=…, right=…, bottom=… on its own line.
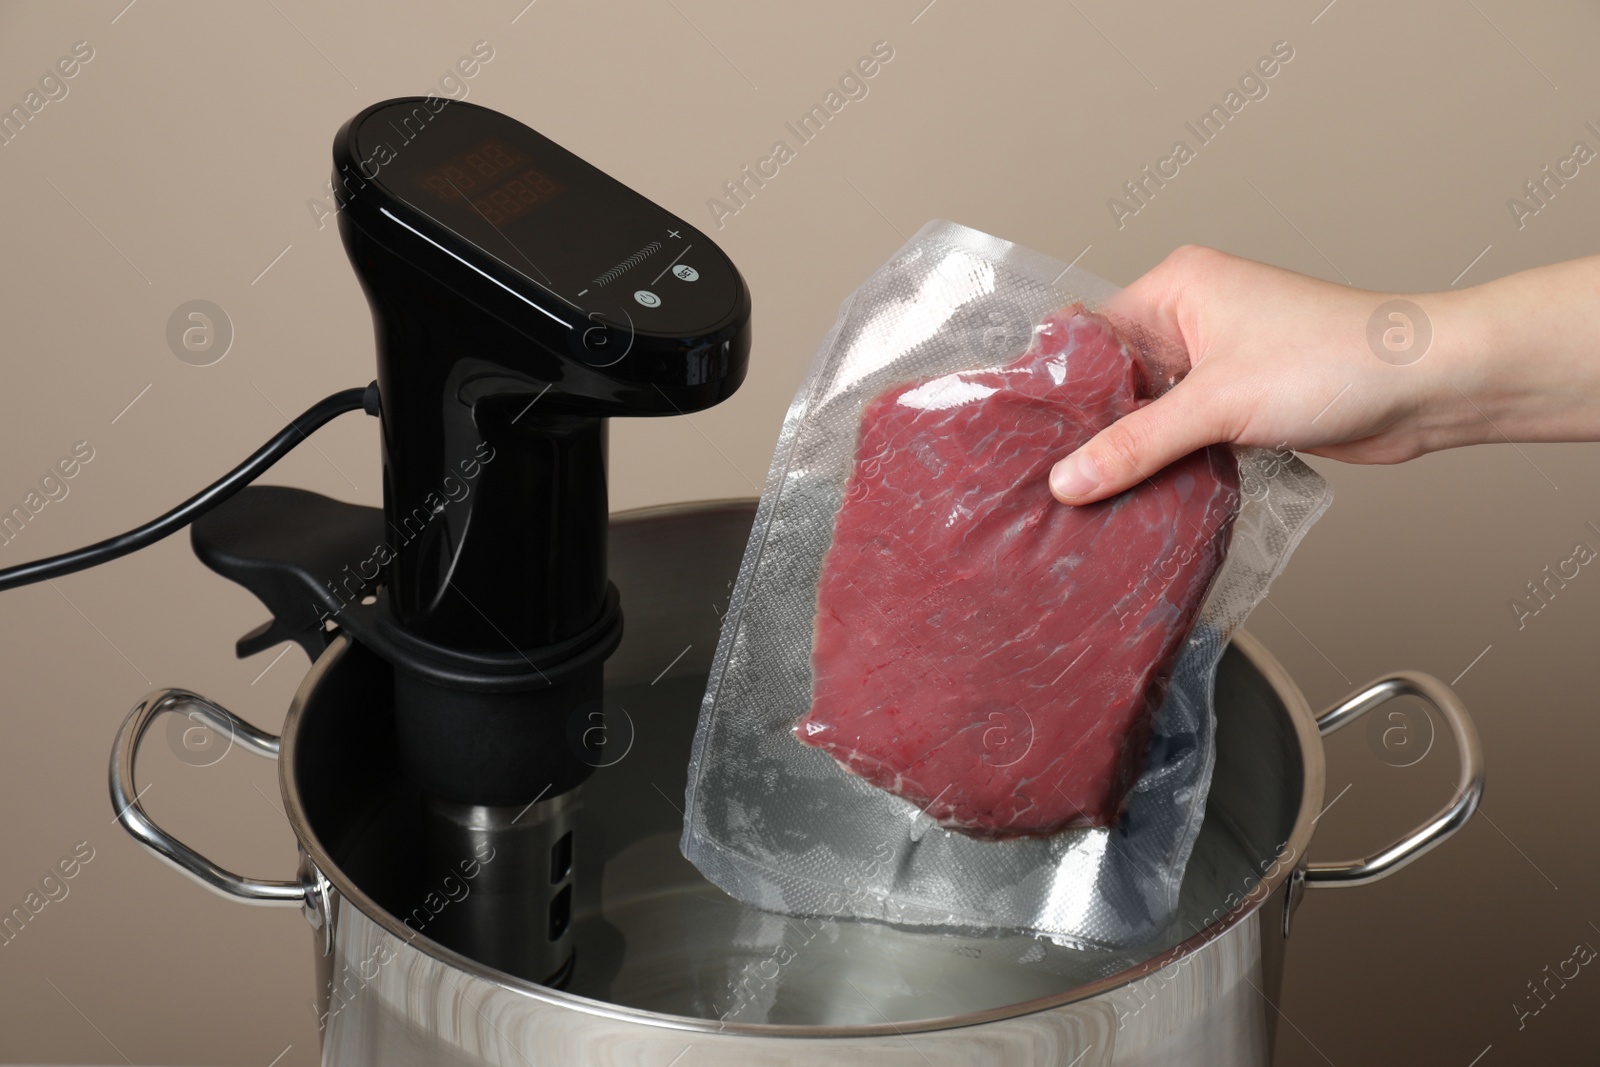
left=633, top=290, right=660, bottom=308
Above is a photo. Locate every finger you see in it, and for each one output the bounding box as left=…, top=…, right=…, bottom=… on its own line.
left=1101, top=245, right=1215, bottom=352
left=1102, top=267, right=1182, bottom=346
left=1049, top=382, right=1224, bottom=505
left=1101, top=253, right=1199, bottom=385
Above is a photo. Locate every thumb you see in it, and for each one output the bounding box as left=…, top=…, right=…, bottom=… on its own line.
left=1049, top=383, right=1222, bottom=505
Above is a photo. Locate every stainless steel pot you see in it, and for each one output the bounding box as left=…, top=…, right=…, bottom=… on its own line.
left=110, top=500, right=1483, bottom=1066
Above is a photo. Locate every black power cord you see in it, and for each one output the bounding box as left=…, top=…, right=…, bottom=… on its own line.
left=0, top=384, right=377, bottom=593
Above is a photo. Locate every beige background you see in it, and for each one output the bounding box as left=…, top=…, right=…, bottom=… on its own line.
left=1, top=0, right=1598, bottom=1063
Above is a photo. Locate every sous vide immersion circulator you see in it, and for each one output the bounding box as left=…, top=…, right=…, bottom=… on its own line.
left=179, top=97, right=752, bottom=983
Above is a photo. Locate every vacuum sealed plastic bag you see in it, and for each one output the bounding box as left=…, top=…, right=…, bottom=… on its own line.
left=682, top=220, right=1332, bottom=948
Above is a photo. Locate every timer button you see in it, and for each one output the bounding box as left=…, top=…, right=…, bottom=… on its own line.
left=671, top=264, right=699, bottom=282
left=633, top=290, right=661, bottom=308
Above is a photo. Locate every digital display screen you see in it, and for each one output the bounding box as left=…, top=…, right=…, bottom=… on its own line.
left=415, top=137, right=563, bottom=227
left=357, top=99, right=740, bottom=335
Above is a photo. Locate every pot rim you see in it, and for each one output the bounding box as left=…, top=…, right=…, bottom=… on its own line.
left=278, top=499, right=1326, bottom=1040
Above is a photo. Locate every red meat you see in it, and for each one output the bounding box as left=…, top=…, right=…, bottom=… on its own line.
left=796, top=306, right=1239, bottom=838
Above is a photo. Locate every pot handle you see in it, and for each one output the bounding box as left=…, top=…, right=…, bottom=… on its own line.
left=1303, top=671, right=1484, bottom=888
left=110, top=688, right=307, bottom=907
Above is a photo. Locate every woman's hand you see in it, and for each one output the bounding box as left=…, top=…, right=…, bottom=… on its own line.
left=1047, top=245, right=1600, bottom=505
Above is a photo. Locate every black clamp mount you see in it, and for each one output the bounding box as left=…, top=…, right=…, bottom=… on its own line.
left=191, top=485, right=622, bottom=805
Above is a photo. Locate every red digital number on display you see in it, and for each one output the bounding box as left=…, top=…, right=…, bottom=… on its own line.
left=473, top=169, right=561, bottom=226
left=417, top=139, right=527, bottom=200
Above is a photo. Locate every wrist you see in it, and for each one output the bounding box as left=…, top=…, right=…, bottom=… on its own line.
left=1423, top=261, right=1600, bottom=449
left=1413, top=285, right=1502, bottom=452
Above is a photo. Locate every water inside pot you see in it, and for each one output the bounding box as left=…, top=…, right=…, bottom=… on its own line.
left=326, top=660, right=1289, bottom=1027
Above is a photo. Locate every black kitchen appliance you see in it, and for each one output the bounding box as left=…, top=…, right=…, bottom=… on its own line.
left=215, top=98, right=748, bottom=982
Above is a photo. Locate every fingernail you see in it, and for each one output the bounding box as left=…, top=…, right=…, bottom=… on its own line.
left=1051, top=451, right=1100, bottom=500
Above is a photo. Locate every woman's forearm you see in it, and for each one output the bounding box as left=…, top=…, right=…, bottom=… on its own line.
left=1433, top=255, right=1600, bottom=450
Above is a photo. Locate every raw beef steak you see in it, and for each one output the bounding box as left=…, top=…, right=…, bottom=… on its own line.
left=795, top=306, right=1239, bottom=838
